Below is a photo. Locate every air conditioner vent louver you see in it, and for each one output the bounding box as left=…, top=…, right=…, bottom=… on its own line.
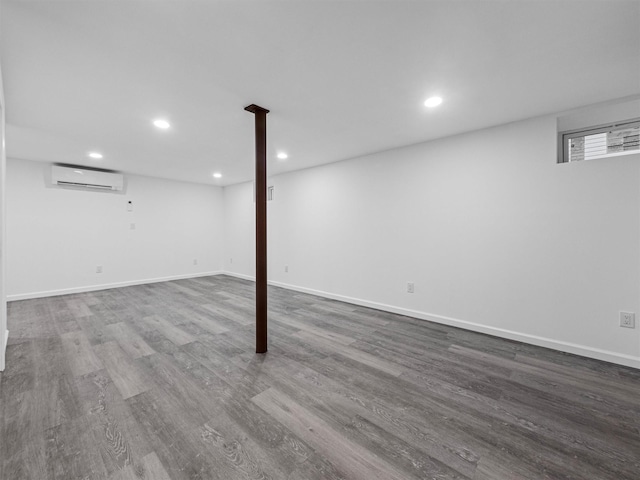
left=51, top=165, right=124, bottom=191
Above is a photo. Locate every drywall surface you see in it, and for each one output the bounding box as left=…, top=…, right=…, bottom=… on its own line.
left=0, top=65, right=7, bottom=371
left=6, top=159, right=224, bottom=298
left=558, top=97, right=640, bottom=132
left=223, top=180, right=255, bottom=280
left=223, top=114, right=640, bottom=367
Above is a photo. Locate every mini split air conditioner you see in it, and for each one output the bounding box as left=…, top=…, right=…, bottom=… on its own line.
left=51, top=165, right=124, bottom=191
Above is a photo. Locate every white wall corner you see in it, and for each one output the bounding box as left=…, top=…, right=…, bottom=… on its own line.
left=220, top=271, right=256, bottom=282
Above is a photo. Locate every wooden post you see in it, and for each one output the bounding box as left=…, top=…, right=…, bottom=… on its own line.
left=244, top=104, right=269, bottom=353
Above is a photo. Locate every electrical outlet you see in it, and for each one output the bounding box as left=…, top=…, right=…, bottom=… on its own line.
left=284, top=265, right=289, bottom=273
left=230, top=258, right=233, bottom=264
left=130, top=223, right=136, bottom=230
left=193, top=259, right=198, bottom=266
left=620, top=312, right=635, bottom=328
left=96, top=265, right=103, bottom=274
left=407, top=282, right=414, bottom=293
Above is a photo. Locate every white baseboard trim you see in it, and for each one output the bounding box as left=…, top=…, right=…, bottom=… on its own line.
left=7, top=271, right=225, bottom=301
left=0, top=329, right=8, bottom=372
left=223, top=271, right=640, bottom=370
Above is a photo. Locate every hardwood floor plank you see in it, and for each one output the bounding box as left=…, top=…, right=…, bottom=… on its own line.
left=77, top=314, right=119, bottom=345
left=175, top=308, right=230, bottom=335
left=200, top=302, right=254, bottom=326
left=252, top=387, right=413, bottom=480
left=286, top=453, right=348, bottom=480
left=126, top=391, right=211, bottom=480
left=220, top=392, right=316, bottom=473
left=104, top=322, right=155, bottom=359
left=109, top=452, right=172, bottom=480
left=138, top=315, right=195, bottom=346
left=127, top=387, right=287, bottom=480
left=293, top=330, right=405, bottom=377
left=308, top=302, right=391, bottom=329
left=6, top=299, right=57, bottom=340
left=237, top=351, right=476, bottom=479
left=199, top=420, right=293, bottom=479
left=3, top=275, right=639, bottom=480
left=60, top=330, right=104, bottom=377
left=272, top=313, right=356, bottom=346
left=178, top=341, right=271, bottom=401
left=1, top=340, right=35, bottom=394
left=1, top=447, right=48, bottom=480
left=138, top=452, right=172, bottom=480
left=75, top=370, right=154, bottom=475
left=44, top=415, right=109, bottom=480
left=64, top=297, right=94, bottom=318
left=46, top=296, right=81, bottom=335
left=135, top=352, right=224, bottom=425
left=93, top=342, right=150, bottom=399
left=515, top=351, right=640, bottom=397
left=2, top=389, right=46, bottom=463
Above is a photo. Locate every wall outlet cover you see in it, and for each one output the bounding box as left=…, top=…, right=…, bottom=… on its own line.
left=620, top=312, right=635, bottom=328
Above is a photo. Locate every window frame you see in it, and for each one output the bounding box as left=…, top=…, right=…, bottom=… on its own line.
left=558, top=118, right=640, bottom=164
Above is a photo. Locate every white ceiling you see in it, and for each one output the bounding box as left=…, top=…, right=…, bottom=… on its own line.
left=2, top=1, right=639, bottom=186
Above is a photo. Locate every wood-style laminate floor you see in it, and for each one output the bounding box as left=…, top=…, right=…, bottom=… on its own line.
left=1, top=275, right=639, bottom=479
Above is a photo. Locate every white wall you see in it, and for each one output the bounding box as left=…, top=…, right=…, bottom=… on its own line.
left=224, top=113, right=640, bottom=368
left=223, top=180, right=255, bottom=280
left=0, top=63, right=7, bottom=371
left=6, top=159, right=224, bottom=299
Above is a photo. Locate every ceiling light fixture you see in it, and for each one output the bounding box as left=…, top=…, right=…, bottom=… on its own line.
left=153, top=119, right=171, bottom=129
left=277, top=152, right=288, bottom=160
left=424, top=96, right=443, bottom=108
left=213, top=172, right=222, bottom=178
left=88, top=152, right=103, bottom=159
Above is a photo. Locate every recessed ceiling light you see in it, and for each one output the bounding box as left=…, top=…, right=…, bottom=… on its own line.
left=88, top=152, right=103, bottom=159
left=153, top=119, right=171, bottom=129
left=277, top=152, right=288, bottom=160
left=213, top=172, right=222, bottom=179
left=424, top=96, right=443, bottom=108
left=424, top=97, right=442, bottom=108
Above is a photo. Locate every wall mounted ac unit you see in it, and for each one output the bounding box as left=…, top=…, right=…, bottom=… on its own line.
left=51, top=165, right=124, bottom=191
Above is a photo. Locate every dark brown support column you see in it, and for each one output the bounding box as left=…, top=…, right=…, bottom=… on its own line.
left=244, top=104, right=269, bottom=354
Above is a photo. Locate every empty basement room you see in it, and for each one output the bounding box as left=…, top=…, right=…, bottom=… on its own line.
left=1, top=1, right=640, bottom=479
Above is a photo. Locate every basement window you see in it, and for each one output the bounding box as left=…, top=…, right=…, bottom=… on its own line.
left=559, top=119, right=640, bottom=163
